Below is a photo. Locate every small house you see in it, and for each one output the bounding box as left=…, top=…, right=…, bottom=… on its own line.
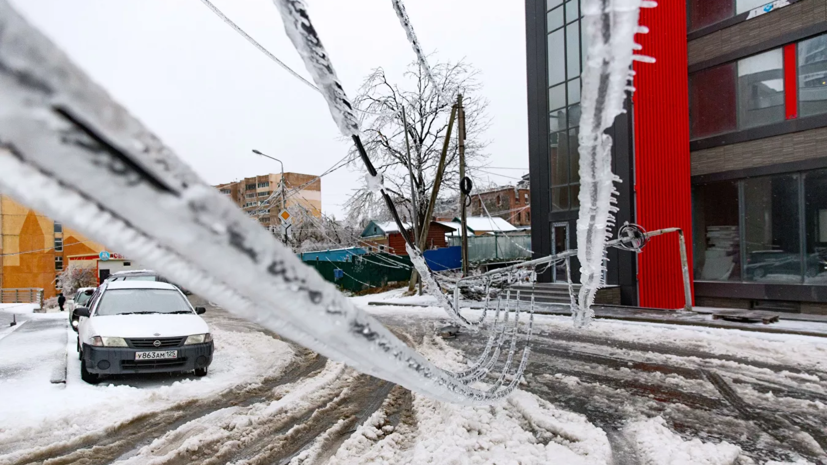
left=360, top=220, right=453, bottom=255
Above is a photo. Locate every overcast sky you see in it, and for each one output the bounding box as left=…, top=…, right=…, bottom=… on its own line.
left=11, top=0, right=528, bottom=218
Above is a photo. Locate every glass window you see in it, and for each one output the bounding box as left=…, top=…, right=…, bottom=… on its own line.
left=55, top=256, right=63, bottom=270
left=736, top=0, right=772, bottom=14
left=547, top=7, right=564, bottom=32
left=549, top=83, right=566, bottom=111
left=568, top=103, right=581, bottom=128
left=96, top=289, right=192, bottom=316
left=692, top=181, right=741, bottom=281
left=550, top=107, right=567, bottom=133
left=566, top=24, right=580, bottom=80
left=550, top=131, right=569, bottom=186
left=548, top=29, right=566, bottom=86
left=568, top=78, right=581, bottom=105
left=54, top=237, right=63, bottom=252
left=804, top=170, right=827, bottom=283
left=54, top=222, right=63, bottom=233
left=552, top=186, right=569, bottom=212
left=565, top=0, right=579, bottom=23
left=571, top=184, right=580, bottom=208
left=738, top=49, right=785, bottom=129
left=688, top=0, right=734, bottom=31
left=798, top=34, right=827, bottom=118
left=690, top=63, right=737, bottom=138
left=547, top=0, right=563, bottom=10
left=744, top=174, right=801, bottom=283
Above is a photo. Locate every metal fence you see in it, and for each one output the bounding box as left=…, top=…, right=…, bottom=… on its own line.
left=1, top=288, right=43, bottom=304
left=448, top=235, right=532, bottom=263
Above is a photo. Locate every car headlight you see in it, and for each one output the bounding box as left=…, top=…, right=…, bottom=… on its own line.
left=184, top=333, right=212, bottom=345
left=71, top=319, right=79, bottom=328
left=91, top=336, right=103, bottom=347
left=102, top=337, right=128, bottom=347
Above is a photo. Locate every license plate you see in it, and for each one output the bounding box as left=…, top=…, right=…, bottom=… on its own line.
left=135, top=350, right=177, bottom=360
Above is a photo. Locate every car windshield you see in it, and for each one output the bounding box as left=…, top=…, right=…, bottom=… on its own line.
left=75, top=291, right=93, bottom=306
left=95, top=289, right=192, bottom=316
left=112, top=275, right=156, bottom=281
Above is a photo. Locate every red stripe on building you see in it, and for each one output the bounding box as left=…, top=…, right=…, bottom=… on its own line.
left=784, top=43, right=798, bottom=120
left=632, top=2, right=694, bottom=309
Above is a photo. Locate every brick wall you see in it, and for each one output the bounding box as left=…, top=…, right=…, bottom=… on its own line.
left=688, top=0, right=827, bottom=67
left=691, top=126, right=827, bottom=176
left=471, top=187, right=531, bottom=226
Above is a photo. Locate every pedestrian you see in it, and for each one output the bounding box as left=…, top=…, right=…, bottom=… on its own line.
left=58, top=292, right=66, bottom=312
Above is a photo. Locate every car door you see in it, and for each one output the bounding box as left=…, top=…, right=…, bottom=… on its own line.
left=78, top=288, right=102, bottom=345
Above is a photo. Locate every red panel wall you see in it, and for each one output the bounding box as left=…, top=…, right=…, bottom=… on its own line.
left=633, top=2, right=694, bottom=309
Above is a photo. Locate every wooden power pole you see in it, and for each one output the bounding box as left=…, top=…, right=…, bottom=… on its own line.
left=458, top=94, right=469, bottom=276
left=407, top=102, right=458, bottom=292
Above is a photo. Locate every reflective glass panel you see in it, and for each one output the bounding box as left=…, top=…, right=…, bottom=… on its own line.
left=571, top=184, right=580, bottom=208
left=744, top=174, right=801, bottom=283
left=548, top=29, right=566, bottom=86
left=804, top=170, right=827, bottom=284
left=549, top=82, right=566, bottom=111
left=566, top=24, right=581, bottom=80
left=689, top=0, right=734, bottom=31
left=550, top=107, right=567, bottom=133
left=568, top=103, right=581, bottom=128
left=798, top=34, right=827, bottom=118
left=690, top=63, right=737, bottom=138
left=568, top=78, right=581, bottom=104
left=547, top=0, right=563, bottom=10
left=692, top=181, right=741, bottom=281
left=738, top=49, right=785, bottom=129
left=547, top=7, right=564, bottom=32
left=550, top=131, right=569, bottom=186
left=565, top=0, right=579, bottom=23
left=736, top=0, right=772, bottom=14
left=552, top=186, right=570, bottom=212
left=569, top=127, right=580, bottom=183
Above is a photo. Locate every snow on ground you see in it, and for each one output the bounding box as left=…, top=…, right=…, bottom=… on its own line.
left=0, top=312, right=294, bottom=461
left=0, top=303, right=40, bottom=314
left=624, top=416, right=741, bottom=465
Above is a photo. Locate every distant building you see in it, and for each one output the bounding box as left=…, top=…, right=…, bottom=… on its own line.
left=0, top=195, right=132, bottom=299
left=359, top=221, right=455, bottom=255
left=215, top=172, right=321, bottom=232
left=471, top=183, right=531, bottom=228
left=452, top=217, right=521, bottom=236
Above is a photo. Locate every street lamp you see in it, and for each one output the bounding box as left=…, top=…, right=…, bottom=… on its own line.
left=252, top=149, right=287, bottom=241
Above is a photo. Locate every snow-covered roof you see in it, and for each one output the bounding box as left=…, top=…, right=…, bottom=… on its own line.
left=435, top=221, right=473, bottom=235
left=453, top=217, right=518, bottom=233
left=106, top=281, right=177, bottom=290
left=360, top=220, right=413, bottom=237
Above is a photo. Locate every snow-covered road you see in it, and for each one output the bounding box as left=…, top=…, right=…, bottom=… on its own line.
left=0, top=293, right=825, bottom=464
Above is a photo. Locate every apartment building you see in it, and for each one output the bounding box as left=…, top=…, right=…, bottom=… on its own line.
left=215, top=172, right=322, bottom=231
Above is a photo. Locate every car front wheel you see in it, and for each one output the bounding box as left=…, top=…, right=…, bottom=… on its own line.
left=80, top=359, right=100, bottom=384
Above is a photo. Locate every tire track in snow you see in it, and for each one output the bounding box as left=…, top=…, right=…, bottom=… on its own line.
left=1, top=350, right=326, bottom=465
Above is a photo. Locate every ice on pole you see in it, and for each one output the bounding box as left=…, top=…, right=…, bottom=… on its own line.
left=574, top=0, right=655, bottom=327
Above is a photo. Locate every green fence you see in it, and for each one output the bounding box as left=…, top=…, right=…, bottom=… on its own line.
left=303, top=253, right=413, bottom=292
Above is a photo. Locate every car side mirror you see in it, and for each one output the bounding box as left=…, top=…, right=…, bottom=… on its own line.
left=195, top=307, right=206, bottom=315
left=75, top=307, right=90, bottom=318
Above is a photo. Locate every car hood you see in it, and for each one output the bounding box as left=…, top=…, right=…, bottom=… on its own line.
left=89, top=314, right=209, bottom=338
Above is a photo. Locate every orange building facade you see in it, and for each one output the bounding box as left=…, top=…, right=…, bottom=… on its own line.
left=0, top=195, right=107, bottom=299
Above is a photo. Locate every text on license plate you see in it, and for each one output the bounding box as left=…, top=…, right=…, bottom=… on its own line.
left=135, top=350, right=177, bottom=360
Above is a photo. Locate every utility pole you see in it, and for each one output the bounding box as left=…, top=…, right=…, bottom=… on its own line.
left=407, top=103, right=458, bottom=292
left=252, top=149, right=288, bottom=243
left=458, top=94, right=469, bottom=277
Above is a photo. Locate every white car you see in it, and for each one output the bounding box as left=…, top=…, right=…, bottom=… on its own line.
left=75, top=280, right=213, bottom=384
left=69, top=287, right=96, bottom=330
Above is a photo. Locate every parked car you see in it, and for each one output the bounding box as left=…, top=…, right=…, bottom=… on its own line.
left=69, top=287, right=96, bottom=330
left=106, top=270, right=192, bottom=295
left=75, top=280, right=213, bottom=384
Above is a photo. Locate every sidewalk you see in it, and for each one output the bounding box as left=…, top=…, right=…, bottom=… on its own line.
left=368, top=300, right=827, bottom=338
left=0, top=315, right=68, bottom=387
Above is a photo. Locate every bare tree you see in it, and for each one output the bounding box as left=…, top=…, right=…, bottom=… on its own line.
left=57, top=266, right=98, bottom=297
left=346, top=59, right=490, bottom=237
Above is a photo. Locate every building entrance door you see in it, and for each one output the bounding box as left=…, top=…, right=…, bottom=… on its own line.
left=552, top=222, right=569, bottom=282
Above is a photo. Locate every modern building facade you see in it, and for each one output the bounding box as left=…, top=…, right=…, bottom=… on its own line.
left=526, top=0, right=827, bottom=313
left=215, top=172, right=322, bottom=232
left=0, top=195, right=110, bottom=299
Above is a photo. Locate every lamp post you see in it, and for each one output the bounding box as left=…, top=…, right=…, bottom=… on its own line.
left=252, top=149, right=287, bottom=242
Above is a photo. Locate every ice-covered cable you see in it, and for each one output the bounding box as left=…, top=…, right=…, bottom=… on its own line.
left=0, top=0, right=523, bottom=404
left=574, top=0, right=654, bottom=327
left=389, top=0, right=445, bottom=102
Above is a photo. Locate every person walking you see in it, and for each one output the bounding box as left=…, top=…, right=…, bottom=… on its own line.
left=58, top=292, right=66, bottom=312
